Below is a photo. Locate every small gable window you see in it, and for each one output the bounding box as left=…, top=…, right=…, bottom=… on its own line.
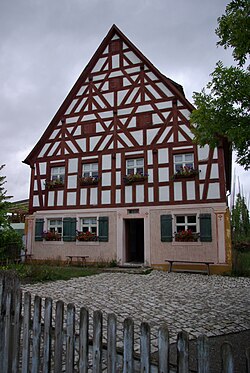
left=83, top=121, right=96, bottom=135
left=109, top=77, right=123, bottom=91
left=136, top=113, right=152, bottom=128
left=109, top=40, right=121, bottom=53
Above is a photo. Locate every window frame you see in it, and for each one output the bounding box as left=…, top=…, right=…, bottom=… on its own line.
left=173, top=153, right=194, bottom=173
left=82, top=162, right=99, bottom=178
left=126, top=158, right=144, bottom=176
left=51, top=166, right=65, bottom=183
left=174, top=214, right=198, bottom=233
left=45, top=218, right=63, bottom=241
left=80, top=217, right=98, bottom=235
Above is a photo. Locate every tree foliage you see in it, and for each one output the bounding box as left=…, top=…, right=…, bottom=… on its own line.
left=216, top=0, right=250, bottom=67
left=231, top=193, right=250, bottom=244
left=190, top=0, right=250, bottom=169
left=0, top=164, right=12, bottom=228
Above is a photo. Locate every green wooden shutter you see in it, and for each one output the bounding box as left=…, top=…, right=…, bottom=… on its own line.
left=161, top=215, right=173, bottom=242
left=99, top=217, right=109, bottom=242
left=35, top=219, right=44, bottom=241
left=63, top=218, right=77, bottom=242
left=200, top=214, right=212, bottom=242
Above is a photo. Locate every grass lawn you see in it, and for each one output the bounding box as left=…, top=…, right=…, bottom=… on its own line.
left=0, top=263, right=101, bottom=284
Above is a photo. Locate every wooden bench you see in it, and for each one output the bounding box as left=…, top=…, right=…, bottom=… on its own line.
left=66, top=255, right=89, bottom=267
left=165, top=260, right=214, bottom=275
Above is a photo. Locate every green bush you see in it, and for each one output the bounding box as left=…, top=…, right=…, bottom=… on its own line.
left=0, top=229, right=23, bottom=260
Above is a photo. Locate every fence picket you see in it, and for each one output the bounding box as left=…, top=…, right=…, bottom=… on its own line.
left=0, top=275, right=6, bottom=373
left=54, top=300, right=64, bottom=373
left=221, top=342, right=234, bottom=373
left=107, top=313, right=117, bottom=373
left=177, top=331, right=189, bottom=373
left=3, top=291, right=12, bottom=373
left=12, top=288, right=22, bottom=373
left=22, top=292, right=31, bottom=373
left=246, top=347, right=250, bottom=373
left=43, top=297, right=52, bottom=373
left=123, top=318, right=134, bottom=373
left=93, top=310, right=103, bottom=373
left=197, top=334, right=209, bottom=373
left=140, top=322, right=151, bottom=373
left=32, top=295, right=42, bottom=373
left=79, top=307, right=89, bottom=373
left=66, top=303, right=76, bottom=373
left=158, top=325, right=169, bottom=373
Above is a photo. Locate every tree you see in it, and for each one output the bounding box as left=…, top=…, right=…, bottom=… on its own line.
left=0, top=164, right=12, bottom=228
left=190, top=0, right=250, bottom=169
left=231, top=193, right=250, bottom=244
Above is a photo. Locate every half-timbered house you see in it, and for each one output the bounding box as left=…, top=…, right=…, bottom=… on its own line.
left=24, top=25, right=232, bottom=272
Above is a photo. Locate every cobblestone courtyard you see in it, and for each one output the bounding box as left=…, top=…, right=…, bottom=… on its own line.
left=22, top=270, right=250, bottom=352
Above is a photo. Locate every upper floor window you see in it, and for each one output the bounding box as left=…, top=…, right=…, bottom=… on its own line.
left=51, top=166, right=65, bottom=183
left=109, top=40, right=121, bottom=53
left=82, top=163, right=98, bottom=178
left=83, top=121, right=96, bottom=135
left=173, top=153, right=194, bottom=173
left=126, top=158, right=144, bottom=175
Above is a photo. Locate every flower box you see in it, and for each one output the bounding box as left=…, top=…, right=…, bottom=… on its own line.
left=43, top=231, right=61, bottom=241
left=76, top=231, right=98, bottom=241
left=45, top=180, right=64, bottom=189
left=79, top=176, right=99, bottom=186
left=175, top=230, right=199, bottom=242
left=123, top=173, right=148, bottom=184
left=172, top=167, right=199, bottom=180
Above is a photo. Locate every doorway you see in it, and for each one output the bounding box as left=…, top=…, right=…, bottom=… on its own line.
left=125, top=219, right=144, bottom=263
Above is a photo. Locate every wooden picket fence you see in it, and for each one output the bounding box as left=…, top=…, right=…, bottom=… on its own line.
left=0, top=271, right=250, bottom=373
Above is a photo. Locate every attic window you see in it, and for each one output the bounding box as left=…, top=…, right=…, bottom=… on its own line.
left=109, top=40, right=121, bottom=53
left=136, top=113, right=152, bottom=128
left=109, top=77, right=123, bottom=91
left=83, top=121, right=96, bottom=135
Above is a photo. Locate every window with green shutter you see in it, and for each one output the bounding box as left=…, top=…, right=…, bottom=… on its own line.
left=63, top=218, right=77, bottom=242
left=99, top=217, right=109, bottom=242
left=161, top=215, right=173, bottom=242
left=35, top=219, right=44, bottom=241
left=199, top=214, right=212, bottom=242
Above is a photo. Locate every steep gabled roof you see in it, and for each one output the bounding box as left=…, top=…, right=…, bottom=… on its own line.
left=23, top=24, right=194, bottom=166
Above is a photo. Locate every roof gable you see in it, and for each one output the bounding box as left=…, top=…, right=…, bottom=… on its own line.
left=24, top=24, right=194, bottom=165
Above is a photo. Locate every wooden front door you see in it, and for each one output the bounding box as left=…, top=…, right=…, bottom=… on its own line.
left=125, top=219, right=144, bottom=263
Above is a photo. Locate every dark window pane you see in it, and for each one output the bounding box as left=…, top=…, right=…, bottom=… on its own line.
left=177, top=226, right=185, bottom=232
left=188, top=226, right=196, bottom=232
left=176, top=216, right=185, bottom=223
left=187, top=216, right=196, bottom=223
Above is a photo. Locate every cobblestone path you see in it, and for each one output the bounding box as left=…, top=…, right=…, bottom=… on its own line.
left=22, top=271, right=250, bottom=351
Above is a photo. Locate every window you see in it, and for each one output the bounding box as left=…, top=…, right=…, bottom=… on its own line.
left=109, top=40, right=121, bottom=53
left=126, top=158, right=144, bottom=175
left=44, top=218, right=63, bottom=241
left=175, top=215, right=197, bottom=233
left=51, top=166, right=65, bottom=183
left=83, top=121, right=96, bottom=134
left=109, top=77, right=123, bottom=90
left=173, top=153, right=194, bottom=173
left=82, top=163, right=98, bottom=178
left=81, top=218, right=97, bottom=234
left=136, top=113, right=152, bottom=128
left=174, top=215, right=198, bottom=242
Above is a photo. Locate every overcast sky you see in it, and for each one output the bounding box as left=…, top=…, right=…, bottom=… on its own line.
left=0, top=0, right=249, bottom=204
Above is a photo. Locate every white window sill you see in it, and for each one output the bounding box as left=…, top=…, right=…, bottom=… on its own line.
left=43, top=240, right=64, bottom=245
left=76, top=241, right=99, bottom=246
left=172, top=241, right=202, bottom=246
